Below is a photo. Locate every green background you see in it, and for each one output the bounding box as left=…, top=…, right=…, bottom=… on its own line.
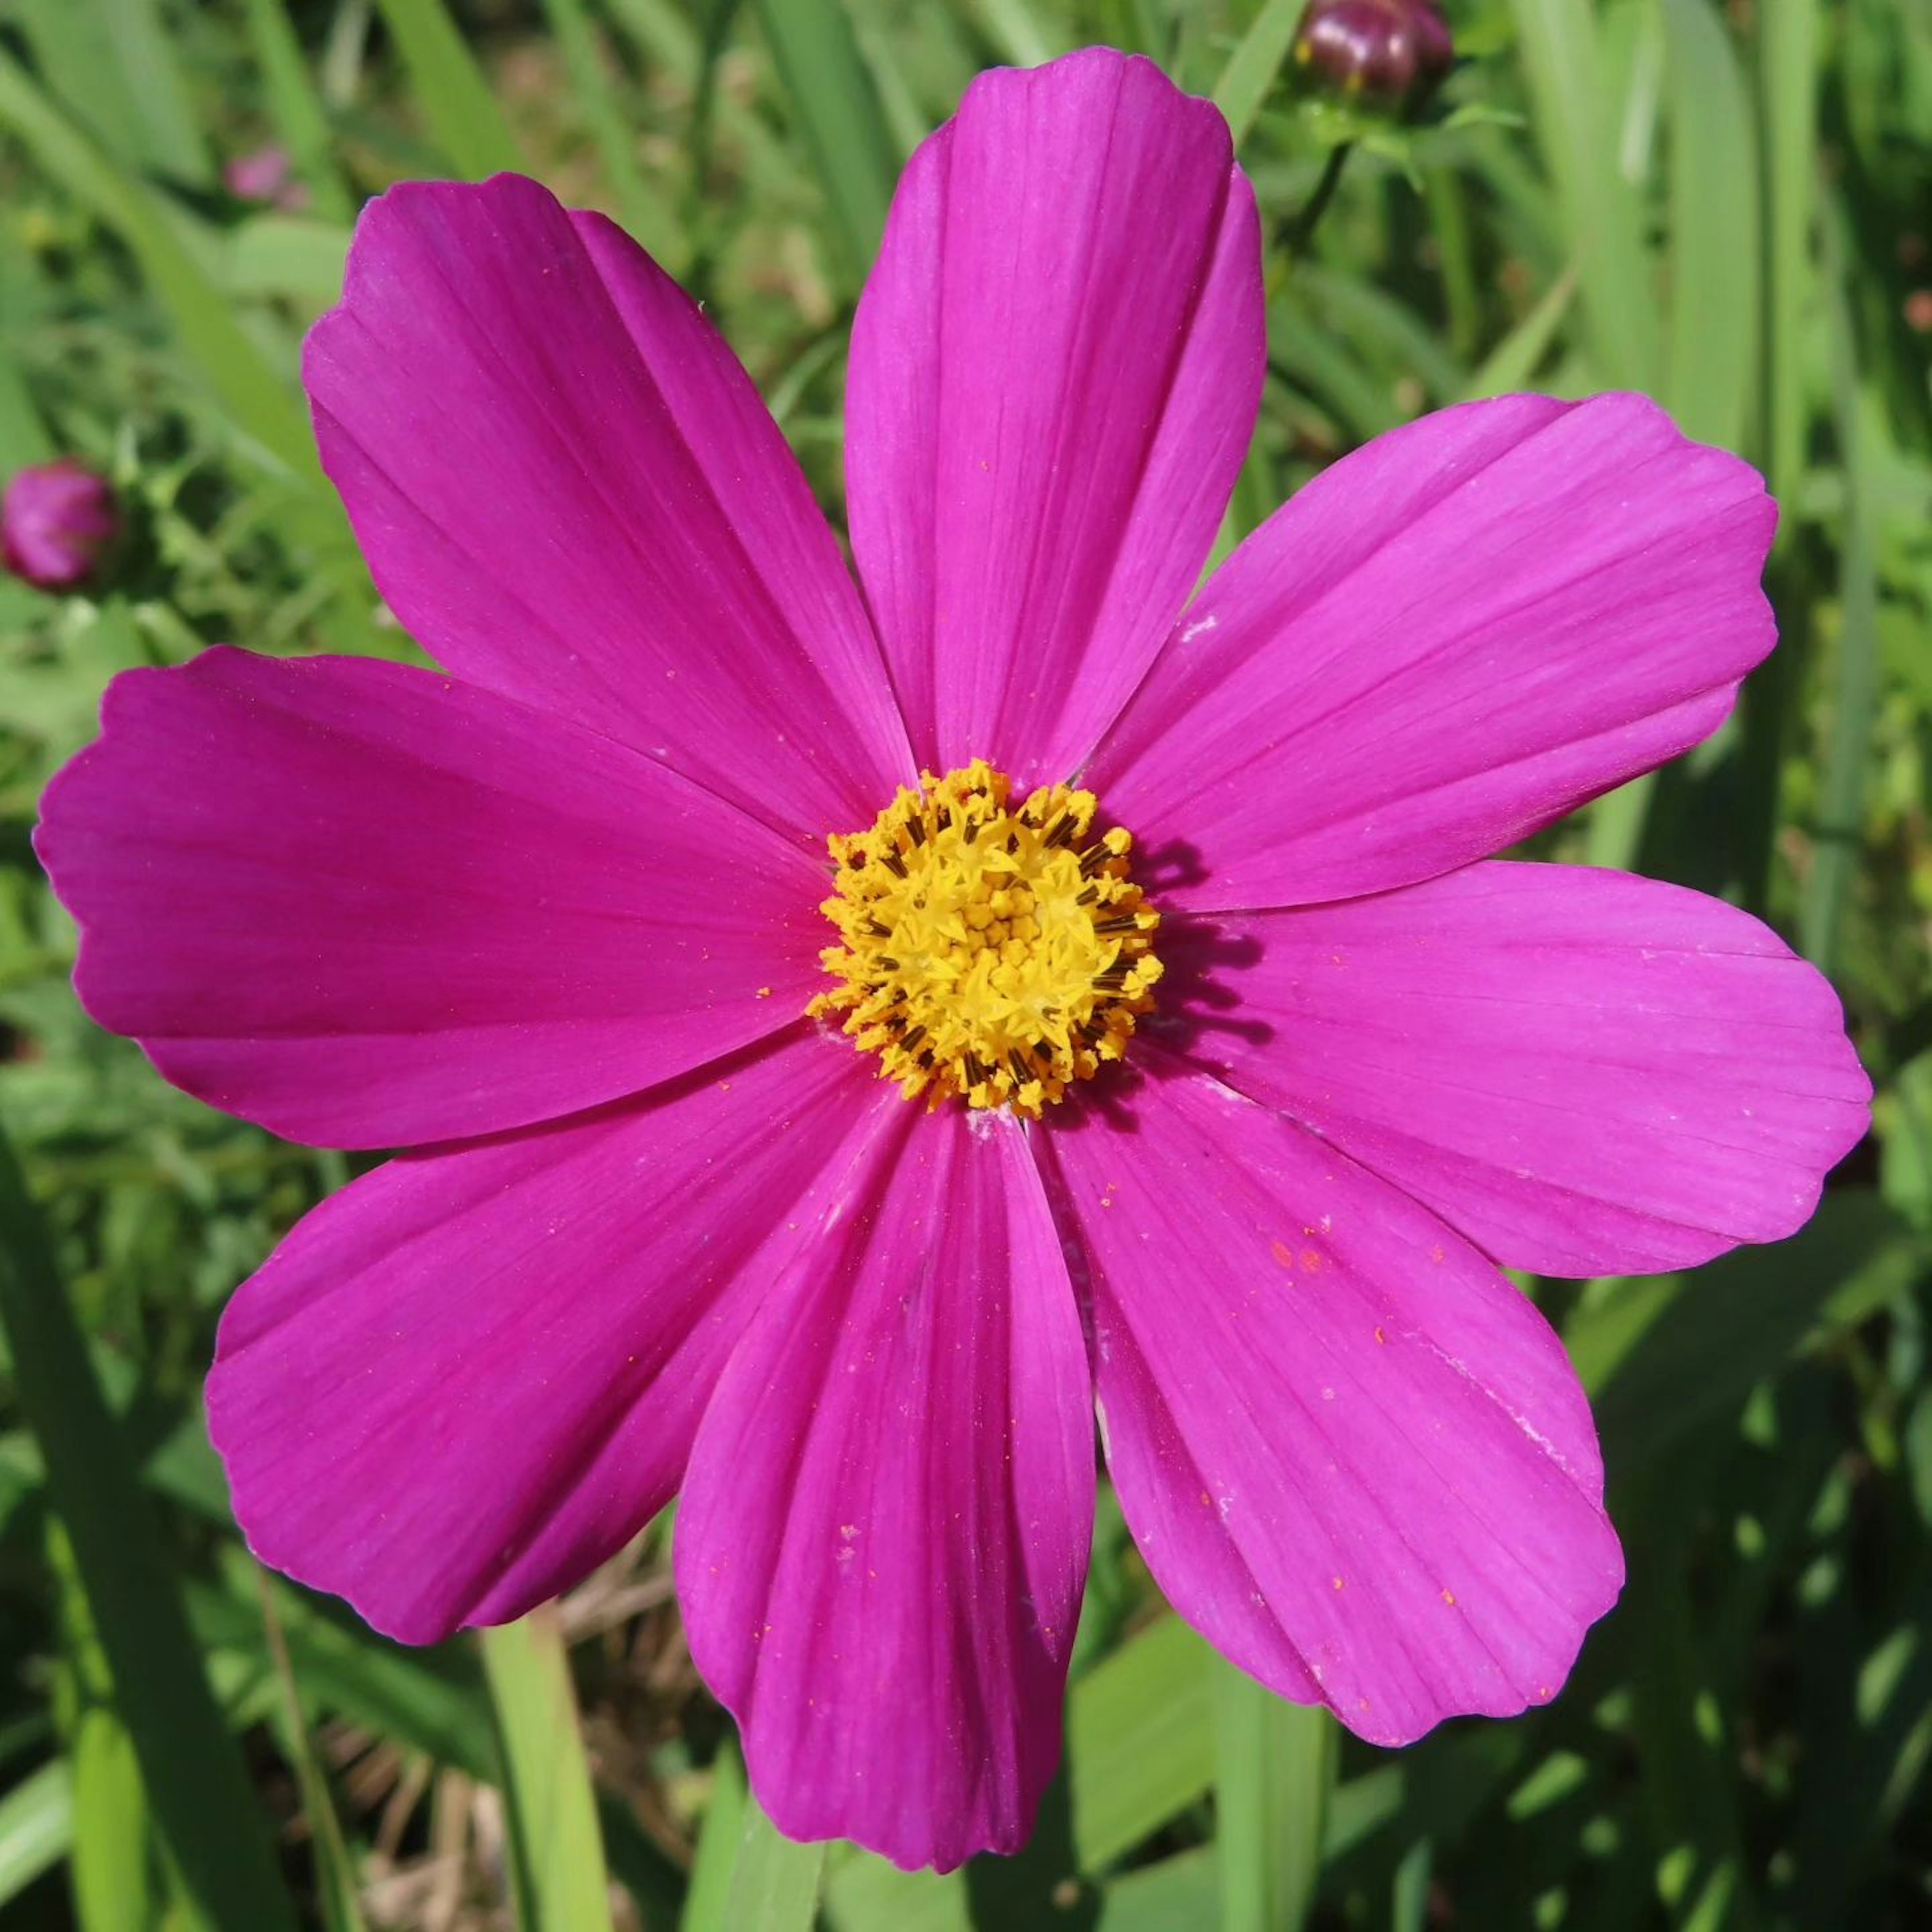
left=1, top=0, right=1929, bottom=1926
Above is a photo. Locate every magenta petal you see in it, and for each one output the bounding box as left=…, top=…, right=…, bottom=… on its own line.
left=1091, top=393, right=1777, bottom=910
left=1163, top=863, right=1871, bottom=1277
left=304, top=175, right=912, bottom=838
left=676, top=1107, right=1093, bottom=1872
left=1045, top=1061, right=1623, bottom=1745
left=208, top=1030, right=891, bottom=1644
left=35, top=649, right=825, bottom=1148
left=846, top=49, right=1262, bottom=784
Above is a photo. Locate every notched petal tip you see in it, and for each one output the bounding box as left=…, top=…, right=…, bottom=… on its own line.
left=1056, top=1060, right=1628, bottom=1747
left=34, top=647, right=827, bottom=1149
left=848, top=41, right=1262, bottom=785
left=1092, top=386, right=1789, bottom=910
left=1169, top=864, right=1871, bottom=1278
left=676, top=1108, right=1091, bottom=1873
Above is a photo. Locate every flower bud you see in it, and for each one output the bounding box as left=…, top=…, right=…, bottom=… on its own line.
left=3, top=460, right=119, bottom=592
left=1293, top=0, right=1455, bottom=115
left=224, top=144, right=310, bottom=213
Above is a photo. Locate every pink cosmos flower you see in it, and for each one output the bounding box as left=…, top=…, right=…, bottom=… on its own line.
left=36, top=49, right=1868, bottom=1873
left=4, top=458, right=118, bottom=591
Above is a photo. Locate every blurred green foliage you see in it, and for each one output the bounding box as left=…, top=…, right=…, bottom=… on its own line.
left=1, top=0, right=1929, bottom=1927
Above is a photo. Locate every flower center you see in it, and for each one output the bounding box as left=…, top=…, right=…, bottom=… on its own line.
left=810, top=761, right=1163, bottom=1117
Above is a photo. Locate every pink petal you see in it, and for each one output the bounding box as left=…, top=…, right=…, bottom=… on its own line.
left=1161, top=864, right=1871, bottom=1277
left=1090, top=393, right=1777, bottom=910
left=846, top=48, right=1262, bottom=785
left=35, top=649, right=824, bottom=1148
left=676, top=1106, right=1092, bottom=1872
left=1044, top=1058, right=1623, bottom=1745
left=304, top=175, right=912, bottom=840
left=208, top=1029, right=890, bottom=1644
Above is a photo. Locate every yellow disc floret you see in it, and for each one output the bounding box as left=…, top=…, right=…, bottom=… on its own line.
left=810, top=760, right=1163, bottom=1117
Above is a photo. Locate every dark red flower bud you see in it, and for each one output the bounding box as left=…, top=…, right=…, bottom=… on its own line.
left=1293, top=0, right=1455, bottom=115
left=3, top=459, right=119, bottom=592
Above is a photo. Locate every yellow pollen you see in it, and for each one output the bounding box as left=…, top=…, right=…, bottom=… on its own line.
left=809, top=760, right=1163, bottom=1118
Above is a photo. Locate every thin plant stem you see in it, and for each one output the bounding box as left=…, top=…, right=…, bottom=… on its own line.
left=1286, top=141, right=1353, bottom=253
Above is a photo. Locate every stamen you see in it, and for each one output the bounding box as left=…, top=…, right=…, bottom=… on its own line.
left=808, top=760, right=1164, bottom=1117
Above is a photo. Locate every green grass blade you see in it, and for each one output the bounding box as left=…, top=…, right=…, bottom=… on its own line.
left=751, top=0, right=899, bottom=284
left=1797, top=214, right=1880, bottom=973
left=1505, top=0, right=1658, bottom=386
left=1459, top=264, right=1579, bottom=400
left=1660, top=0, right=1760, bottom=452
left=257, top=1574, right=369, bottom=1932
left=1582, top=772, right=1657, bottom=871
left=0, top=1123, right=299, bottom=1932
left=724, top=1788, right=827, bottom=1932
left=1213, top=0, right=1304, bottom=151
left=0, top=1761, right=73, bottom=1911
left=966, top=0, right=1063, bottom=69
left=827, top=1617, right=1222, bottom=1928
left=370, top=0, right=524, bottom=179
left=0, top=346, right=54, bottom=466
left=70, top=1710, right=149, bottom=1932
left=1759, top=0, right=1819, bottom=512
left=1213, top=1662, right=1332, bottom=1932
left=238, top=0, right=356, bottom=221
left=1069, top=1613, right=1217, bottom=1868
left=194, top=1545, right=497, bottom=1782
left=605, top=0, right=794, bottom=195
left=1587, top=1192, right=1917, bottom=1472
left=51, top=1518, right=154, bottom=1932
left=0, top=48, right=319, bottom=485
left=539, top=0, right=686, bottom=266
left=681, top=1743, right=749, bottom=1932
left=1096, top=1848, right=1218, bottom=1931
left=479, top=1609, right=617, bottom=1932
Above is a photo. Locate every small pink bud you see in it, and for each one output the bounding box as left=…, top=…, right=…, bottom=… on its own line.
left=1293, top=0, right=1455, bottom=115
left=3, top=460, right=119, bottom=592
left=224, top=145, right=311, bottom=213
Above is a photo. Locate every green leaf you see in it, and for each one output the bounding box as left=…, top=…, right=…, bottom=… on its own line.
left=370, top=0, right=525, bottom=180
left=1213, top=1660, right=1332, bottom=1932
left=479, top=1609, right=617, bottom=1932
left=724, top=1787, right=828, bottom=1932
left=0, top=1123, right=298, bottom=1932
